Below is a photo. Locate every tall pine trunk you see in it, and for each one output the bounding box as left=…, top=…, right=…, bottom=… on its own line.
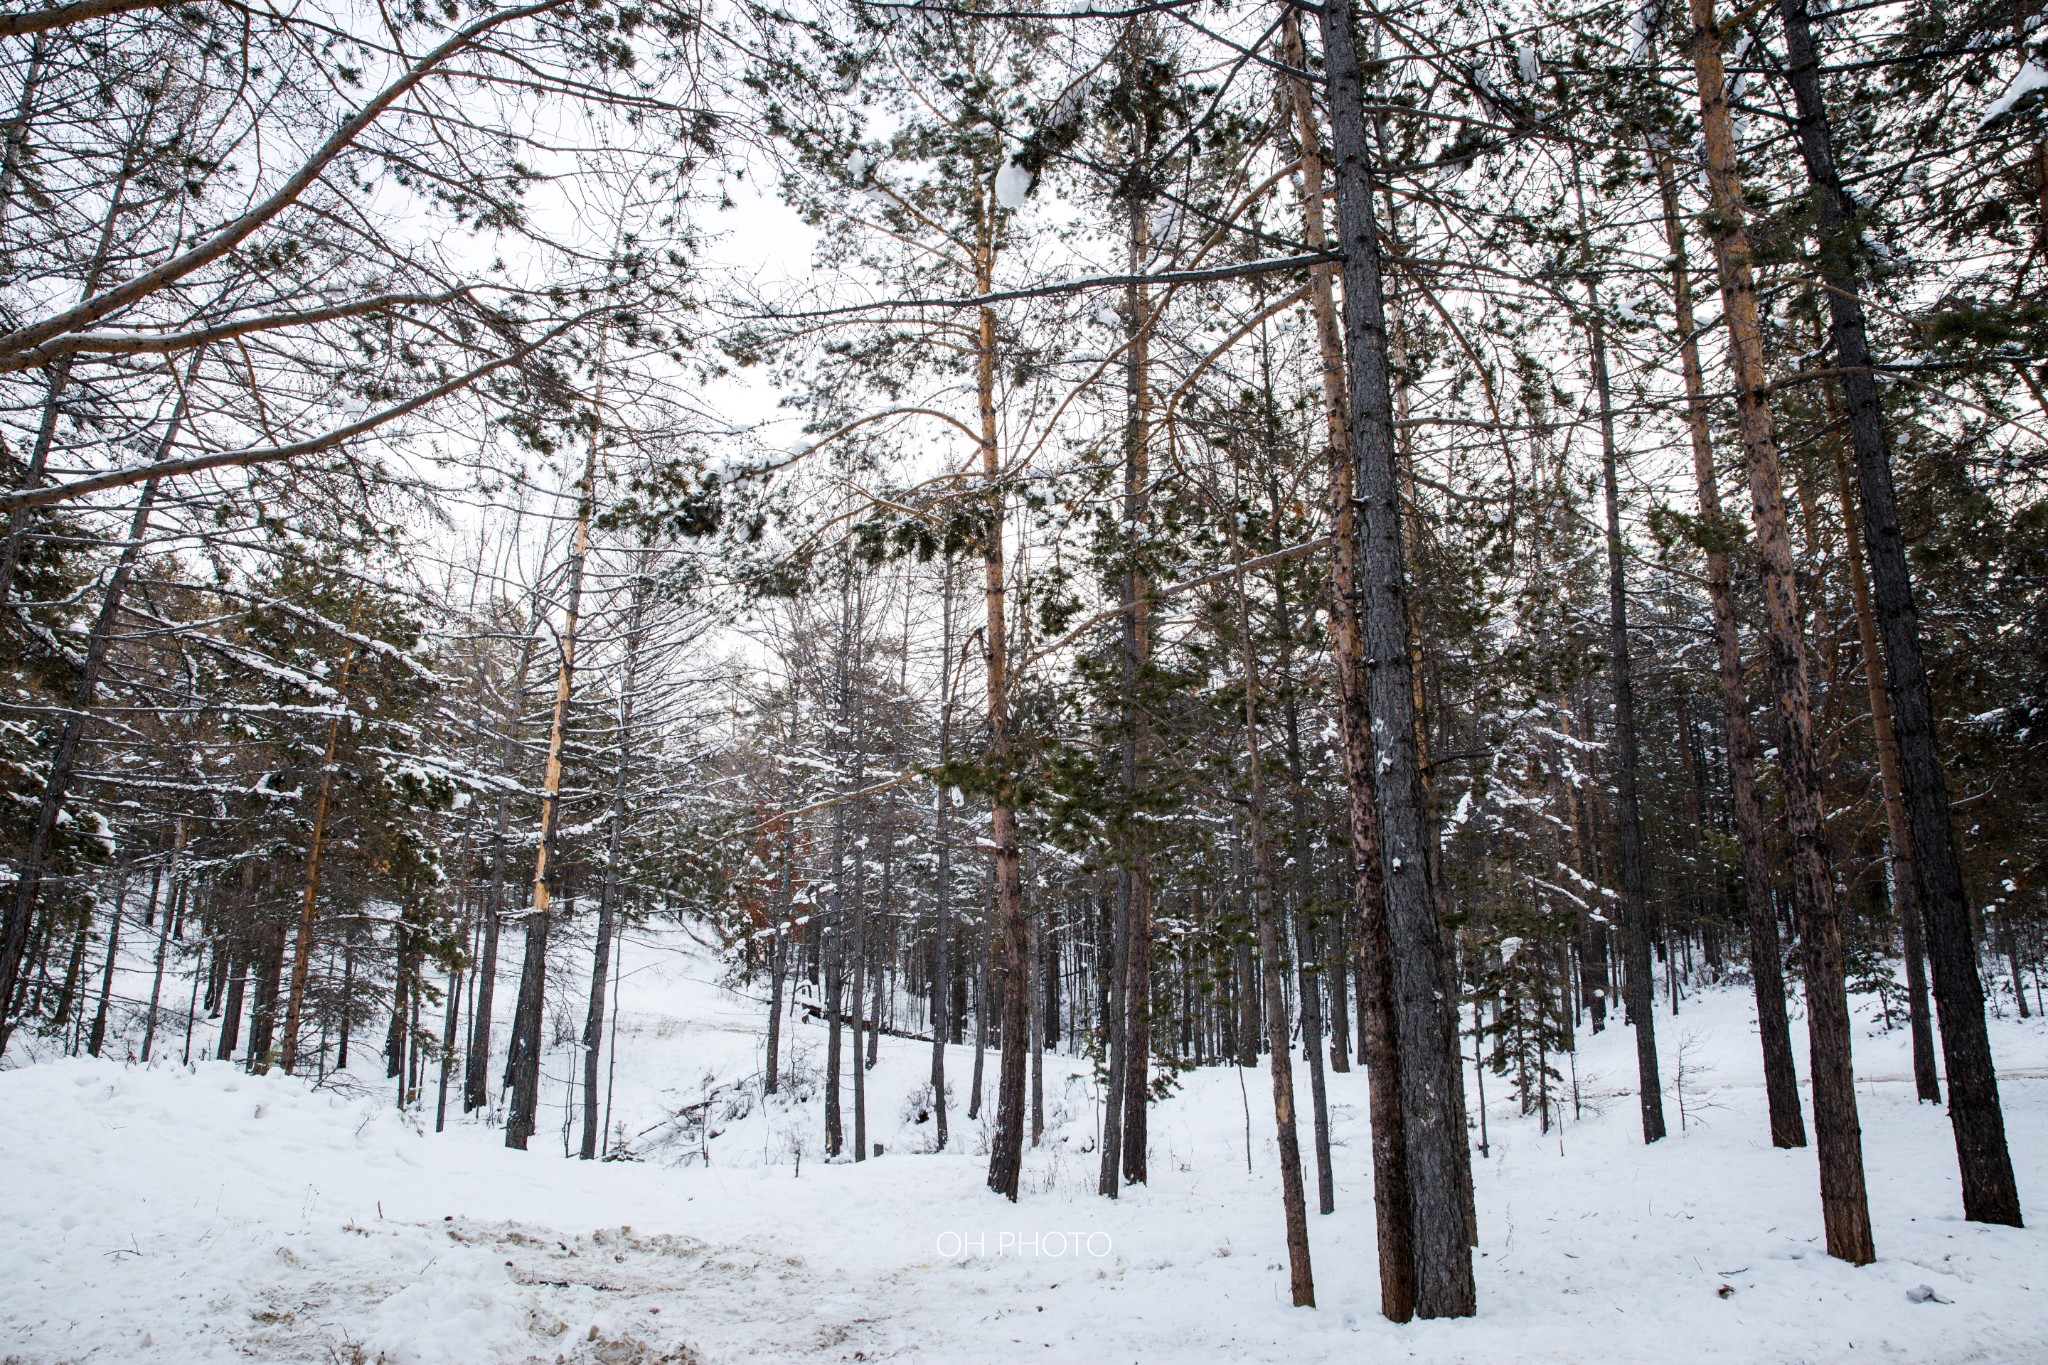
left=1117, top=180, right=1155, bottom=1190
left=1833, top=441, right=1941, bottom=1102
left=1776, top=0, right=2020, bottom=1227
left=929, top=562, right=955, bottom=1150
left=1650, top=142, right=1806, bottom=1149
left=506, top=434, right=598, bottom=1151
left=979, top=240, right=1033, bottom=1199
left=0, top=360, right=197, bottom=1047
left=1285, top=6, right=1411, bottom=1315
left=1686, top=0, right=1873, bottom=1262
left=1241, top=599, right=1314, bottom=1307
left=1313, top=0, right=1475, bottom=1317
left=1579, top=189, right=1666, bottom=1142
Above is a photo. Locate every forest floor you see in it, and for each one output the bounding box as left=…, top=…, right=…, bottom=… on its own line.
left=4, top=935, right=2048, bottom=1364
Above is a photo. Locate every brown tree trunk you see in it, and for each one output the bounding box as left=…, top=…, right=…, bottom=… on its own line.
left=1315, top=0, right=1475, bottom=1315
left=978, top=240, right=1033, bottom=1199
left=1238, top=570, right=1314, bottom=1307
left=1777, top=0, right=2019, bottom=1226
left=280, top=597, right=364, bottom=1074
left=506, top=433, right=598, bottom=1150
left=1650, top=142, right=1806, bottom=1147
left=1285, top=6, right=1413, bottom=1316
left=1119, top=159, right=1156, bottom=1190
left=1578, top=182, right=1666, bottom=1142
left=1686, top=0, right=1872, bottom=1263
left=1833, top=442, right=1941, bottom=1100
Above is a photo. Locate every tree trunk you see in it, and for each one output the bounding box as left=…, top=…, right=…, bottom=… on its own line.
left=54, top=912, right=88, bottom=1042
left=824, top=601, right=852, bottom=1159
left=968, top=911, right=988, bottom=1121
left=436, top=941, right=462, bottom=1132
left=1099, top=862, right=1131, bottom=1195
left=978, top=244, right=1033, bottom=1199
left=336, top=935, right=354, bottom=1070
left=465, top=604, right=545, bottom=1114
left=86, top=869, right=127, bottom=1058
left=1686, top=0, right=1873, bottom=1262
left=1777, top=0, right=2019, bottom=1226
left=1313, top=0, right=1475, bottom=1317
left=387, top=924, right=411, bottom=1082
left=1650, top=141, right=1806, bottom=1147
left=1294, top=909, right=1336, bottom=1216
left=929, top=561, right=955, bottom=1149
left=280, top=598, right=364, bottom=1074
left=247, top=917, right=286, bottom=1071
left=0, top=367, right=193, bottom=1047
left=1116, top=189, right=1156, bottom=1190
left=851, top=798, right=870, bottom=1162
left=507, top=432, right=599, bottom=1151
left=1285, top=5, right=1411, bottom=1315
left=1238, top=572, right=1314, bottom=1306
left=581, top=565, right=649, bottom=1159
left=1833, top=441, right=1942, bottom=1100
left=1326, top=898, right=1352, bottom=1074
left=139, top=826, right=184, bottom=1062
left=1581, top=199, right=1666, bottom=1143
left=217, top=933, right=246, bottom=1060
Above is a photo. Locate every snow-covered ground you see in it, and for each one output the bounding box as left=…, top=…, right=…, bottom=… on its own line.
left=5, top=933, right=2047, bottom=1364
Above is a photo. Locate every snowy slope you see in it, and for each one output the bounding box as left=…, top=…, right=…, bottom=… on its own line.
left=4, top=934, right=2047, bottom=1364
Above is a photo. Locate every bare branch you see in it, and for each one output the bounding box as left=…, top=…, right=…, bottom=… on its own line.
left=0, top=0, right=181, bottom=38
left=0, top=0, right=572, bottom=363
left=0, top=312, right=593, bottom=513
left=756, top=252, right=1339, bottom=321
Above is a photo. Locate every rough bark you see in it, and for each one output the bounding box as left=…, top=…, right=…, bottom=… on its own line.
left=1650, top=142, right=1806, bottom=1148
left=1777, top=0, right=2019, bottom=1226
left=1833, top=442, right=1941, bottom=1102
left=1583, top=229, right=1666, bottom=1143
left=1118, top=195, right=1155, bottom=1189
left=506, top=434, right=598, bottom=1151
left=977, top=227, right=1032, bottom=1200
left=279, top=598, right=364, bottom=1074
left=1314, top=0, right=1475, bottom=1316
left=1286, top=5, right=1412, bottom=1315
left=1239, top=575, right=1314, bottom=1306
left=1687, top=0, right=1873, bottom=1262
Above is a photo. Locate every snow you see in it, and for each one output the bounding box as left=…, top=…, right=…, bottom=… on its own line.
left=1516, top=42, right=1540, bottom=84
left=5, top=935, right=2048, bottom=1363
left=1981, top=59, right=2048, bottom=127
left=1627, top=0, right=1664, bottom=60
left=994, top=156, right=1032, bottom=212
